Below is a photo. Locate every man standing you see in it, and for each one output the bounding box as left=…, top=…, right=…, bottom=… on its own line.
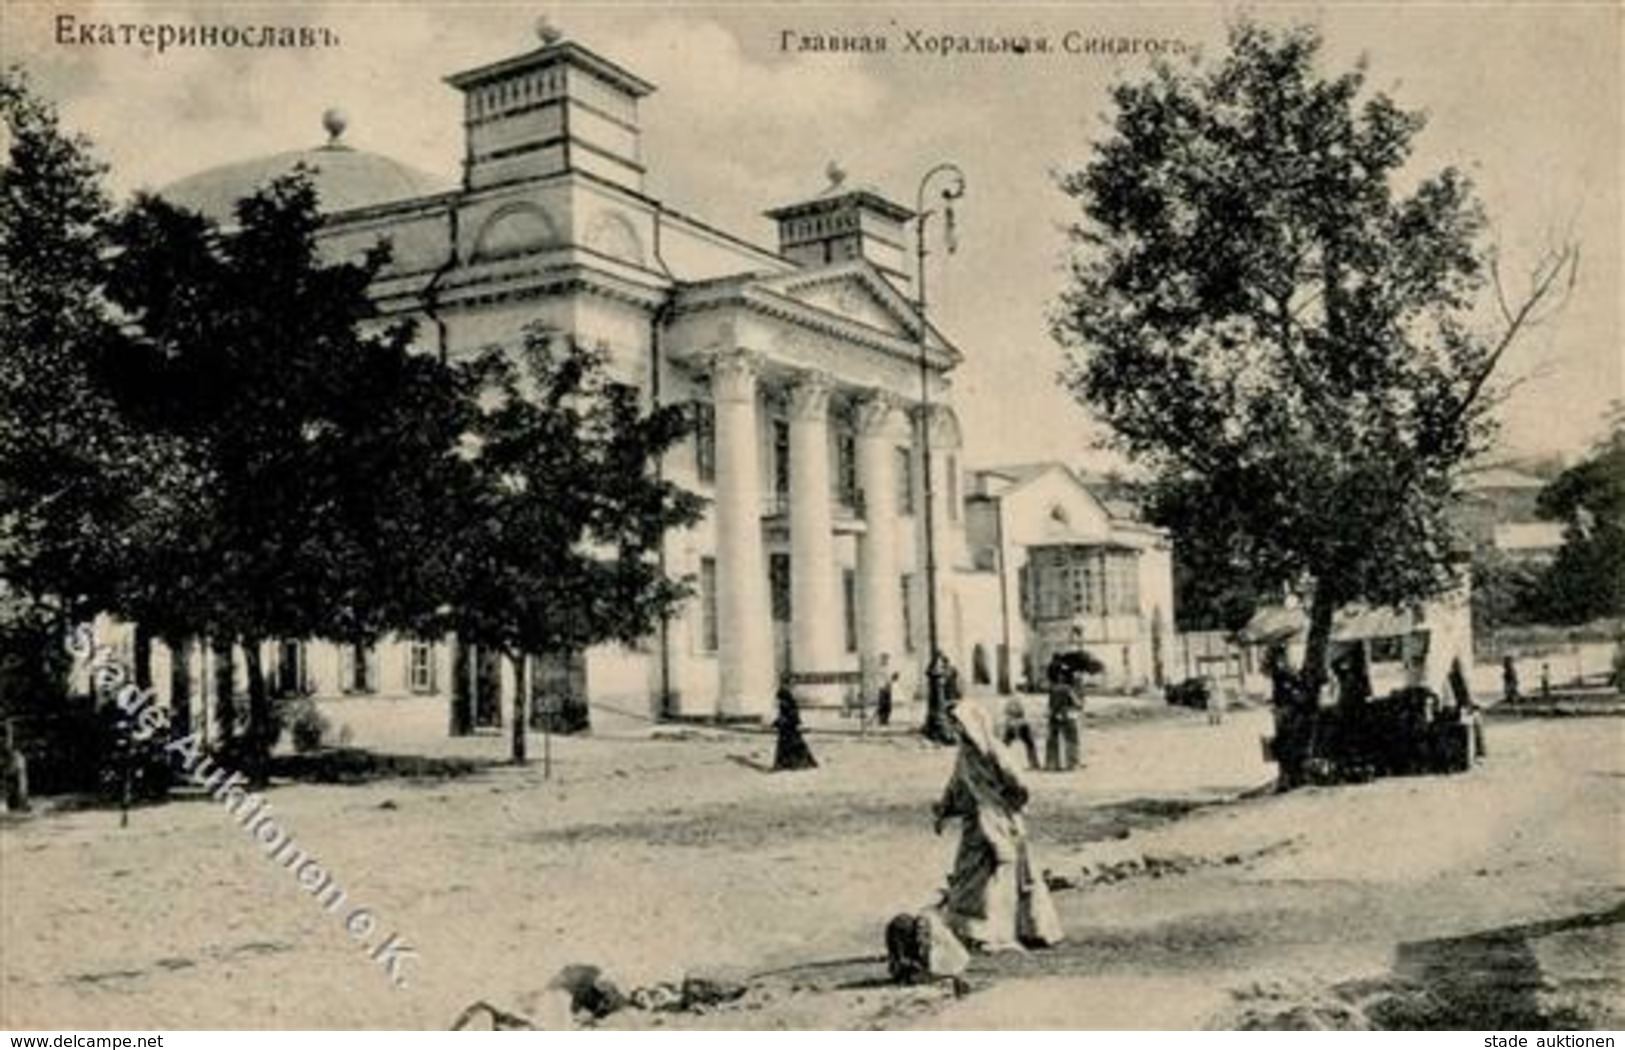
left=1045, top=663, right=1082, bottom=771
left=875, top=659, right=897, bottom=728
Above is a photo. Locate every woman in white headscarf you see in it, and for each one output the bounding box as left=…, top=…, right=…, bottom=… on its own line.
left=932, top=702, right=1064, bottom=952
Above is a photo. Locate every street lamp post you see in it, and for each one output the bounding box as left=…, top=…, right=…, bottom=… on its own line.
left=914, top=162, right=965, bottom=745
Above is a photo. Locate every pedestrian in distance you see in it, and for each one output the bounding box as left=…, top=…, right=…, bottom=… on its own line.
left=1044, top=663, right=1082, bottom=771
left=772, top=685, right=818, bottom=771
left=1001, top=697, right=1041, bottom=770
left=1205, top=678, right=1226, bottom=726
left=877, top=669, right=903, bottom=728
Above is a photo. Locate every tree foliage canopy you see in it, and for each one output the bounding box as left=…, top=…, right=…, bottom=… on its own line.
left=448, top=329, right=704, bottom=661
left=101, top=177, right=468, bottom=651
left=0, top=67, right=177, bottom=624
left=1530, top=420, right=1625, bottom=624
left=1053, top=21, right=1574, bottom=675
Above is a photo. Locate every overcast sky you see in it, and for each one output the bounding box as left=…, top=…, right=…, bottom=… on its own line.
left=6, top=0, right=1620, bottom=472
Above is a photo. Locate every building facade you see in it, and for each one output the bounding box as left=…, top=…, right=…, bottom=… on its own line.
left=958, top=463, right=1176, bottom=694
left=1451, top=466, right=1565, bottom=563
left=153, top=28, right=973, bottom=731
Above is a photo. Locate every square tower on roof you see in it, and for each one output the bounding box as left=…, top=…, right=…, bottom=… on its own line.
left=765, top=185, right=915, bottom=290
left=445, top=31, right=655, bottom=193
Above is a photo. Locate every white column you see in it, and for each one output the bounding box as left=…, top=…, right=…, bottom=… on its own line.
left=787, top=370, right=840, bottom=702
left=855, top=390, right=903, bottom=684
left=710, top=350, right=774, bottom=718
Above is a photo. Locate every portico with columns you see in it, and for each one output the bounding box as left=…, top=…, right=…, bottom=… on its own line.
left=661, top=259, right=967, bottom=720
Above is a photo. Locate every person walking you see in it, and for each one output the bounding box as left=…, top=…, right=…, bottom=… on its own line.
left=772, top=686, right=818, bottom=771
left=932, top=703, right=1063, bottom=953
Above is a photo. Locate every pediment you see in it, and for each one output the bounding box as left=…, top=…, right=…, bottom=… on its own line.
left=755, top=262, right=930, bottom=345
left=782, top=276, right=907, bottom=336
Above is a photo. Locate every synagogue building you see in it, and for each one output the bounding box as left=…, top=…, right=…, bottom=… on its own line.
left=130, top=26, right=1177, bottom=739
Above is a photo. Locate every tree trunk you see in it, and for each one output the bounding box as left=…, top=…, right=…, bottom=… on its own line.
left=243, top=641, right=272, bottom=783
left=167, top=637, right=193, bottom=739
left=212, top=639, right=236, bottom=744
left=449, top=635, right=473, bottom=737
left=510, top=652, right=528, bottom=766
left=244, top=641, right=270, bottom=744
left=1301, top=585, right=1338, bottom=698
left=133, top=623, right=153, bottom=691
left=1297, top=583, right=1340, bottom=776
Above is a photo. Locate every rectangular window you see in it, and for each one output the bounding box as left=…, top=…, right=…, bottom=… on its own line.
left=699, top=557, right=719, bottom=653
left=1105, top=551, right=1140, bottom=615
left=836, top=431, right=859, bottom=510
left=770, top=552, right=792, bottom=623
left=901, top=573, right=916, bottom=651
left=1067, top=554, right=1089, bottom=617
left=693, top=402, right=716, bottom=483
left=773, top=419, right=791, bottom=498
left=1036, top=549, right=1072, bottom=620
left=1103, top=553, right=1122, bottom=615
left=1064, top=549, right=1105, bottom=617
left=343, top=643, right=376, bottom=694
left=842, top=568, right=858, bottom=653
left=896, top=446, right=915, bottom=515
left=276, top=640, right=305, bottom=696
left=946, top=455, right=960, bottom=521
left=409, top=642, right=436, bottom=694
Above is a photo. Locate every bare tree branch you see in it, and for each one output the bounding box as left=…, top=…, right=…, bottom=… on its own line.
left=1448, top=241, right=1580, bottom=430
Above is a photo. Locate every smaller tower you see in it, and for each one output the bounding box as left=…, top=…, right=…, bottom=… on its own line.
left=765, top=166, right=915, bottom=288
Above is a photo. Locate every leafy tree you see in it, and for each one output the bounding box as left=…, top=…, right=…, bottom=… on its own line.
left=1146, top=476, right=1277, bottom=633
left=1, top=69, right=125, bottom=630
left=0, top=69, right=204, bottom=726
left=1530, top=421, right=1625, bottom=624
left=1469, top=546, right=1541, bottom=634
left=102, top=175, right=474, bottom=772
left=1054, top=21, right=1576, bottom=714
left=446, top=327, right=703, bottom=764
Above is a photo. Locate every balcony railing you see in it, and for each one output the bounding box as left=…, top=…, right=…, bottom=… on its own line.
left=759, top=489, right=866, bottom=520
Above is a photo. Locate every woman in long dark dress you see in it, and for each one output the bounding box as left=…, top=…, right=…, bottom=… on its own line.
left=772, top=687, right=818, bottom=771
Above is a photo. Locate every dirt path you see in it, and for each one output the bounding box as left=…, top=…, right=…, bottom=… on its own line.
left=2, top=705, right=1620, bottom=1030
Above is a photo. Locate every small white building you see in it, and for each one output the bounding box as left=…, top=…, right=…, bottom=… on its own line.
left=958, top=463, right=1175, bottom=694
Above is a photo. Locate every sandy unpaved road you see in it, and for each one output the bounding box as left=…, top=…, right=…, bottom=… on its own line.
left=1, top=702, right=1619, bottom=1030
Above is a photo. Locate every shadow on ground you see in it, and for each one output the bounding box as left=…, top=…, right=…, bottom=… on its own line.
left=267, top=748, right=491, bottom=784
left=526, top=794, right=1224, bottom=852
left=1225, top=902, right=1625, bottom=1030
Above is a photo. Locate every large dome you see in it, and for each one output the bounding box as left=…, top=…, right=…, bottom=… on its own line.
left=159, top=120, right=449, bottom=223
